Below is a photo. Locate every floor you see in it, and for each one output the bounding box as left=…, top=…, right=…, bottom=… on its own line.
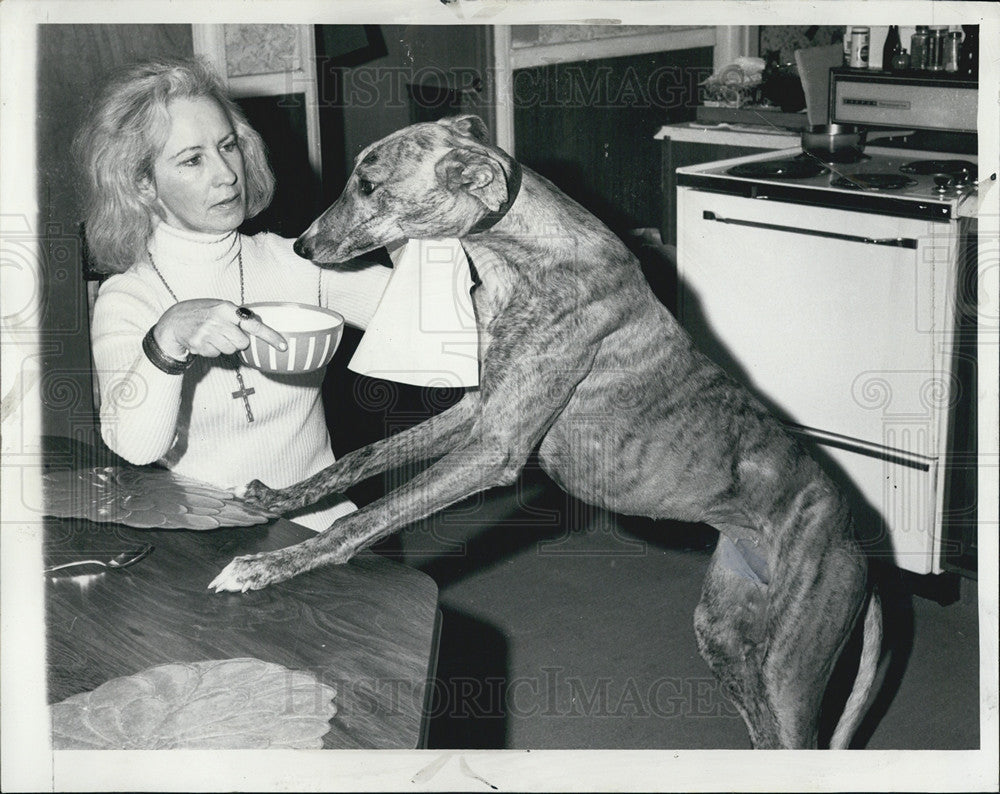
left=372, top=466, right=981, bottom=751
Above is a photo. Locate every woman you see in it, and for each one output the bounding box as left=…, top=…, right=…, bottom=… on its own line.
left=76, top=57, right=394, bottom=531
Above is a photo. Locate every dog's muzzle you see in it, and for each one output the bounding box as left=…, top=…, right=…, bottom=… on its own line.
left=293, top=236, right=312, bottom=259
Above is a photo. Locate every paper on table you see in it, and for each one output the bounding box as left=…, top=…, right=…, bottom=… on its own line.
left=349, top=238, right=480, bottom=388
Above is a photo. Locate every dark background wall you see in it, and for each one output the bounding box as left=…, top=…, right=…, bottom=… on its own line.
left=237, top=93, right=319, bottom=239
left=315, top=24, right=491, bottom=204
left=513, top=46, right=713, bottom=236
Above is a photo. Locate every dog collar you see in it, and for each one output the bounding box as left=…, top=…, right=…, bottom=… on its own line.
left=467, top=159, right=523, bottom=234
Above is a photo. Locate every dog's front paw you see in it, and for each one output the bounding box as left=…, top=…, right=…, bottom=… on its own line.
left=209, top=551, right=289, bottom=593
left=238, top=479, right=293, bottom=513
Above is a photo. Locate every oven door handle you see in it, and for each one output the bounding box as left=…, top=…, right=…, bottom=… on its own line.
left=701, top=211, right=919, bottom=249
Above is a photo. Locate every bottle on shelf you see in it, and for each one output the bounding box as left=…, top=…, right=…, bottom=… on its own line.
left=882, top=25, right=901, bottom=71
left=910, top=26, right=929, bottom=70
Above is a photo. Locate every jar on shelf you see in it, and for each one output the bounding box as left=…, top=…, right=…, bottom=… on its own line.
left=945, top=31, right=962, bottom=73
left=927, top=26, right=948, bottom=71
left=910, top=26, right=929, bottom=70
left=892, top=49, right=911, bottom=71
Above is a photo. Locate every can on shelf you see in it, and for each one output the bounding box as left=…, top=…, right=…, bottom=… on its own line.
left=849, top=27, right=871, bottom=68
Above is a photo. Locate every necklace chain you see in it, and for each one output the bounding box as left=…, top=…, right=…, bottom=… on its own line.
left=147, top=250, right=180, bottom=302
left=147, top=243, right=255, bottom=424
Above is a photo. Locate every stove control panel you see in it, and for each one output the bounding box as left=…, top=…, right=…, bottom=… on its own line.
left=830, top=69, right=977, bottom=133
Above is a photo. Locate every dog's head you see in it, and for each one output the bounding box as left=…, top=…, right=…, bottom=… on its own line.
left=294, top=115, right=519, bottom=263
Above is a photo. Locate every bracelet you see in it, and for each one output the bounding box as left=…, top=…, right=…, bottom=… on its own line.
left=142, top=326, right=194, bottom=375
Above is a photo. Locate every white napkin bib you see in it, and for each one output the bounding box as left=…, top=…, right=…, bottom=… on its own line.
left=348, top=238, right=480, bottom=388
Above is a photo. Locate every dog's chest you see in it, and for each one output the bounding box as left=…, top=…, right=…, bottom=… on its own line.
left=468, top=287, right=496, bottom=357
left=467, top=257, right=519, bottom=355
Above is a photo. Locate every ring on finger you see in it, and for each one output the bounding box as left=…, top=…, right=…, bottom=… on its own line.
left=236, top=306, right=254, bottom=322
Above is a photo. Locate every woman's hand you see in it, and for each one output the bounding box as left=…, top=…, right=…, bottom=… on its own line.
left=153, top=299, right=286, bottom=359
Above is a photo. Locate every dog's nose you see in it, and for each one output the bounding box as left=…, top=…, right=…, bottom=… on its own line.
left=293, top=236, right=312, bottom=259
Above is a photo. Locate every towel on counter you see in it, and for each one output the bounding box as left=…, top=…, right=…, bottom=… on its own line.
left=348, top=238, right=480, bottom=388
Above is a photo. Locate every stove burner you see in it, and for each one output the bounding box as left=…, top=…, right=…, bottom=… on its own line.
left=900, top=159, right=975, bottom=177
left=830, top=173, right=919, bottom=191
left=727, top=159, right=827, bottom=179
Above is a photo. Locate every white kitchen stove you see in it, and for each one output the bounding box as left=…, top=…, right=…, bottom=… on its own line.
left=674, top=145, right=979, bottom=575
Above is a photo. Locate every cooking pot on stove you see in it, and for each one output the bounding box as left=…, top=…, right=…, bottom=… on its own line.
left=800, top=124, right=914, bottom=162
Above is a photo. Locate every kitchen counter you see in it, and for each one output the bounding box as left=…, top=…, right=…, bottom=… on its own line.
left=655, top=122, right=799, bottom=149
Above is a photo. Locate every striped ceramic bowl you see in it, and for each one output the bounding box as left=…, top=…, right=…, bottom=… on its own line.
left=238, top=302, right=345, bottom=374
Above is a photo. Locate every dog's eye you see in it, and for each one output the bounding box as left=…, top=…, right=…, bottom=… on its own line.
left=358, top=178, right=376, bottom=196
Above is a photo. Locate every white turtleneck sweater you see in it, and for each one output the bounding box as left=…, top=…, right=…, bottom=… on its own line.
left=91, top=222, right=391, bottom=531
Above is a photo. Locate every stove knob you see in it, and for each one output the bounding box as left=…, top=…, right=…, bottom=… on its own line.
left=933, top=174, right=957, bottom=193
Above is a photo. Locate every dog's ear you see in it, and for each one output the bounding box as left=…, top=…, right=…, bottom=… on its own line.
left=437, top=115, right=490, bottom=143
left=434, top=148, right=508, bottom=212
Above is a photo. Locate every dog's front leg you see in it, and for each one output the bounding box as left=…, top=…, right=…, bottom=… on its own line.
left=240, top=393, right=481, bottom=513
left=210, top=438, right=522, bottom=592
left=213, top=351, right=598, bottom=592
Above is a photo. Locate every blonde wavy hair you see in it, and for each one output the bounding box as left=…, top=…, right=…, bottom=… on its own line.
left=74, top=57, right=276, bottom=273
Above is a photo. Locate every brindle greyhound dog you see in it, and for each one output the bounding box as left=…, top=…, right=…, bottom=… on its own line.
left=210, top=115, right=882, bottom=750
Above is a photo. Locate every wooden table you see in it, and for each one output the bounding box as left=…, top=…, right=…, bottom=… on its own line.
left=44, top=489, right=439, bottom=749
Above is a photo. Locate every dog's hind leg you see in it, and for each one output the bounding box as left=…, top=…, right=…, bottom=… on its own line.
left=240, top=392, right=481, bottom=513
left=697, top=490, right=869, bottom=748
left=696, top=516, right=867, bottom=747
left=694, top=534, right=781, bottom=748
left=758, top=537, right=868, bottom=749
left=755, top=479, right=869, bottom=749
